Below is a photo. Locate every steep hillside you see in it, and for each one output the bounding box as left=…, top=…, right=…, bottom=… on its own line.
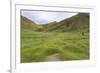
left=21, top=16, right=43, bottom=30
left=21, top=13, right=89, bottom=32
left=43, top=13, right=89, bottom=31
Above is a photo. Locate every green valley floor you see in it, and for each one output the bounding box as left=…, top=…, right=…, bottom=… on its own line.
left=21, top=28, right=89, bottom=63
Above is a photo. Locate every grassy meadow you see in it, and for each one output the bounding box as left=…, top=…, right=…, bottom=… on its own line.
left=21, top=28, right=89, bottom=63
left=21, top=13, right=90, bottom=63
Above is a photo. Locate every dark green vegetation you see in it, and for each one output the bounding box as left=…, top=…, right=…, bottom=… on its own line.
left=21, top=13, right=90, bottom=63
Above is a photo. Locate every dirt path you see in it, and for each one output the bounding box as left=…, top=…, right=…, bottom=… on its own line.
left=44, top=54, right=61, bottom=61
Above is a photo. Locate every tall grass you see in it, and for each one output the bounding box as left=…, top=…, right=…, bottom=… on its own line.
left=21, top=28, right=89, bottom=63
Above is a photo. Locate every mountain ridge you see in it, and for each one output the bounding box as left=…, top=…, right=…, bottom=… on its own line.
left=21, top=13, right=89, bottom=32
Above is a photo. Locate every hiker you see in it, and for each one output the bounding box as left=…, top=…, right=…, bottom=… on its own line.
left=82, top=32, right=85, bottom=36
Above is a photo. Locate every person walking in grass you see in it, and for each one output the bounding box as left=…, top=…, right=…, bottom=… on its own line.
left=82, top=32, right=85, bottom=36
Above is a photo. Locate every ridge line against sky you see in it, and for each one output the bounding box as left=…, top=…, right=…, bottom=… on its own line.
left=21, top=10, right=78, bottom=24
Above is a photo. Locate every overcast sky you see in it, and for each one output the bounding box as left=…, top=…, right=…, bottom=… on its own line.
left=21, top=10, right=78, bottom=24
